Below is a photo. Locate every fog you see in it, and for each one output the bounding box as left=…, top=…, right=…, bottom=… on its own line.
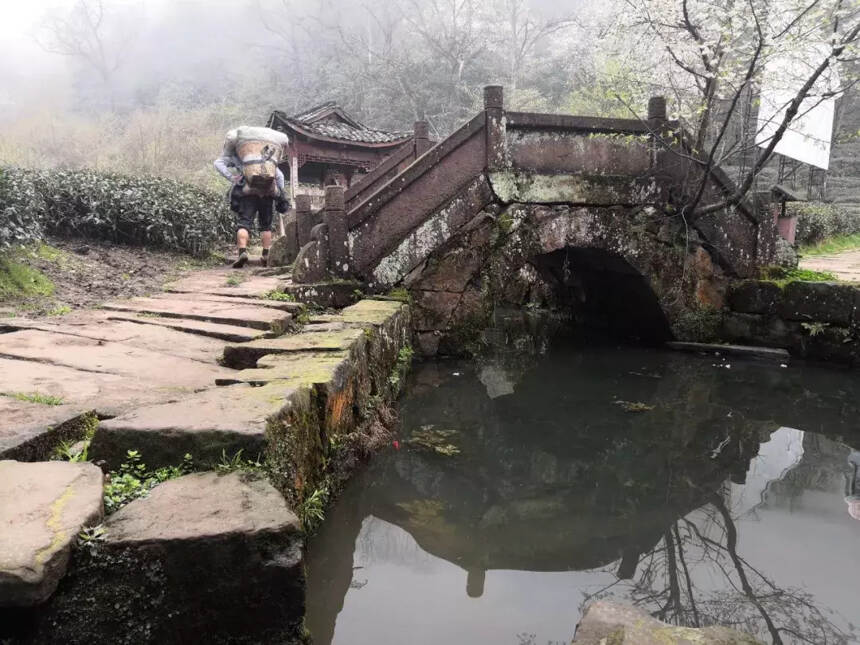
left=0, top=0, right=855, bottom=195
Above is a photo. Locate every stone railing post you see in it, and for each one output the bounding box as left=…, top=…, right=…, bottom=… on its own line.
left=414, top=120, right=432, bottom=158
left=295, top=195, right=314, bottom=248
left=323, top=185, right=350, bottom=277
left=484, top=85, right=507, bottom=172
left=647, top=95, right=668, bottom=168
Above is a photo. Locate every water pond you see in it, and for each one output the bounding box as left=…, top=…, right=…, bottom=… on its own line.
left=306, top=338, right=860, bottom=645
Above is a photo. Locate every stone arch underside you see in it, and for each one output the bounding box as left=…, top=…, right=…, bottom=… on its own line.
left=398, top=200, right=727, bottom=356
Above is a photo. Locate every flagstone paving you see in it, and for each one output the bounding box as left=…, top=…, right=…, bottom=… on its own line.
left=0, top=268, right=288, bottom=460
left=0, top=261, right=410, bottom=625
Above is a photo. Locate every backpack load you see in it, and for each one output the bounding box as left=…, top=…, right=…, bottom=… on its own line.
left=223, top=126, right=289, bottom=193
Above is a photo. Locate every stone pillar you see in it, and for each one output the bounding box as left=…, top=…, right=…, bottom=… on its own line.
left=647, top=95, right=668, bottom=168
left=295, top=195, right=314, bottom=248
left=414, top=120, right=432, bottom=158
left=289, top=151, right=299, bottom=202
left=324, top=186, right=350, bottom=277
left=647, top=96, right=667, bottom=123
left=484, top=85, right=506, bottom=172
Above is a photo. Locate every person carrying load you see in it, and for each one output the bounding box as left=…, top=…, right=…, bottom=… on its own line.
left=214, top=126, right=291, bottom=268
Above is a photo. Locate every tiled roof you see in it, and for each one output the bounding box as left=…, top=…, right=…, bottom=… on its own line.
left=269, top=103, right=411, bottom=145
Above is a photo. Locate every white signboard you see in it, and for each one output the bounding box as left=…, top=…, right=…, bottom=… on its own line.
left=756, top=49, right=838, bottom=170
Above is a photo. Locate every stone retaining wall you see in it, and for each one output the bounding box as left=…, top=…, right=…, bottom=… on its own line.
left=724, top=280, right=860, bottom=366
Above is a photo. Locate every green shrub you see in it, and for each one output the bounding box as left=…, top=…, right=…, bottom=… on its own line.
left=789, top=202, right=860, bottom=246
left=0, top=168, right=46, bottom=248
left=0, top=167, right=233, bottom=255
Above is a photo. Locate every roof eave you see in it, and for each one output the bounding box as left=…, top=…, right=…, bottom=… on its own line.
left=275, top=117, right=412, bottom=148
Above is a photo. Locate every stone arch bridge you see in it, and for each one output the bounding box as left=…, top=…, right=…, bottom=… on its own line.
left=278, top=86, right=776, bottom=354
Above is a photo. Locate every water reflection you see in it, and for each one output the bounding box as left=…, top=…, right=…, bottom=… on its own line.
left=306, top=342, right=860, bottom=645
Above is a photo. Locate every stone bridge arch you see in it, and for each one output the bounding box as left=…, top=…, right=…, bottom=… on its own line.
left=283, top=85, right=773, bottom=355
left=404, top=202, right=727, bottom=355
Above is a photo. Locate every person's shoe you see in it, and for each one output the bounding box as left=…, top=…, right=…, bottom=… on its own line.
left=232, top=250, right=249, bottom=268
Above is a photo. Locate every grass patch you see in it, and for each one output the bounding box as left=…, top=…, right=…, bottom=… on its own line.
left=103, top=450, right=194, bottom=514
left=799, top=233, right=860, bottom=256
left=299, top=486, right=330, bottom=533
left=264, top=289, right=296, bottom=302
left=760, top=266, right=837, bottom=286
left=225, top=273, right=249, bottom=287
left=0, top=258, right=55, bottom=301
left=2, top=391, right=64, bottom=406
left=47, top=304, right=71, bottom=316
left=215, top=448, right=265, bottom=474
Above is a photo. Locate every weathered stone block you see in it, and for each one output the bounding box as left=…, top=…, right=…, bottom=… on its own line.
left=412, top=290, right=461, bottom=330
left=416, top=331, right=441, bottom=356
left=779, top=281, right=856, bottom=325
left=293, top=239, right=329, bottom=284
left=408, top=246, right=485, bottom=293
left=30, top=472, right=303, bottom=644
left=727, top=280, right=782, bottom=315
left=574, top=600, right=762, bottom=644
left=794, top=325, right=859, bottom=366
left=0, top=461, right=103, bottom=607
left=90, top=385, right=279, bottom=470
left=267, top=213, right=298, bottom=267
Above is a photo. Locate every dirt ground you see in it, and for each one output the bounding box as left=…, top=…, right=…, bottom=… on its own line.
left=800, top=249, right=860, bottom=283
left=0, top=238, right=233, bottom=318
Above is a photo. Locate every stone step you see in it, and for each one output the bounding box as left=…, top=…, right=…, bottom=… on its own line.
left=0, top=315, right=227, bottom=364
left=89, top=384, right=294, bottom=470
left=107, top=315, right=269, bottom=343
left=151, top=292, right=304, bottom=314
left=101, top=297, right=292, bottom=333
left=0, top=398, right=92, bottom=461
left=0, top=329, right=228, bottom=384
left=163, top=269, right=287, bottom=299
left=574, top=600, right=762, bottom=644
left=215, top=351, right=349, bottom=386
left=29, top=471, right=304, bottom=643
left=221, top=327, right=364, bottom=369
left=666, top=341, right=791, bottom=362
left=0, top=460, right=104, bottom=607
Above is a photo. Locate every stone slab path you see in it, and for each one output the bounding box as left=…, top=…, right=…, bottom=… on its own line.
left=800, top=249, right=860, bottom=282
left=0, top=246, right=413, bottom=645
left=0, top=258, right=410, bottom=624
left=0, top=267, right=291, bottom=460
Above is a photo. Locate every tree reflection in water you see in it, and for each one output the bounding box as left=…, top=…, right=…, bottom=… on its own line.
left=306, top=343, right=860, bottom=645
left=582, top=493, right=853, bottom=644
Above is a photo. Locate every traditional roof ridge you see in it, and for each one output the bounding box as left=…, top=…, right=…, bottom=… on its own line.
left=268, top=102, right=411, bottom=146
left=292, top=101, right=364, bottom=130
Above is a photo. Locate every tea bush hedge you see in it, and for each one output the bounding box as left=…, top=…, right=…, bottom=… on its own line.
left=0, top=167, right=233, bottom=255
left=789, top=201, right=860, bottom=246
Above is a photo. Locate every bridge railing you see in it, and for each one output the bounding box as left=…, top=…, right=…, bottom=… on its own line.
left=344, top=121, right=434, bottom=211
left=289, top=85, right=773, bottom=284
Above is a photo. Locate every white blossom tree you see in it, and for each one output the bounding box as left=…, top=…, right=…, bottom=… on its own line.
left=604, top=0, right=860, bottom=216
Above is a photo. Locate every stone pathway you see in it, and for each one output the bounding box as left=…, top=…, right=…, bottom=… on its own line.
left=0, top=267, right=291, bottom=460
left=0, top=263, right=410, bottom=642
left=800, top=249, right=860, bottom=282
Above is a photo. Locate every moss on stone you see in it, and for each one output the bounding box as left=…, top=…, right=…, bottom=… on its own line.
left=760, top=265, right=838, bottom=287
left=673, top=307, right=723, bottom=342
